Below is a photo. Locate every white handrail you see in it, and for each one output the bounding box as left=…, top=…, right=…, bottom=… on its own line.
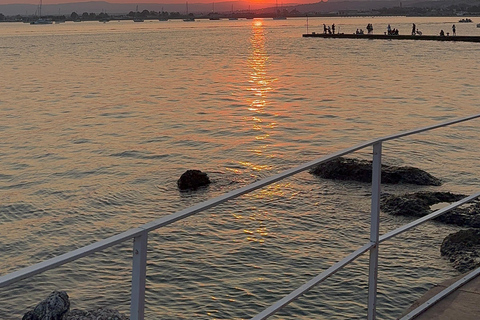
left=1, top=113, right=479, bottom=320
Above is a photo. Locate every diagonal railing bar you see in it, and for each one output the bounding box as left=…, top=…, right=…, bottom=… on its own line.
left=379, top=191, right=480, bottom=244
left=377, top=113, right=480, bottom=143
left=2, top=114, right=478, bottom=289
left=251, top=191, right=480, bottom=319
left=139, top=114, right=480, bottom=234
left=250, top=242, right=374, bottom=320
left=0, top=145, right=366, bottom=289
left=399, top=266, right=480, bottom=320
left=0, top=114, right=479, bottom=320
left=0, top=227, right=145, bottom=288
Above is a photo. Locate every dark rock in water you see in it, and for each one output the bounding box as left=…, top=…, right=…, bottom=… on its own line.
left=66, top=308, right=128, bottom=320
left=23, top=291, right=128, bottom=320
left=177, top=169, right=211, bottom=190
left=441, top=229, right=480, bottom=273
left=381, top=191, right=480, bottom=228
left=309, top=157, right=442, bottom=186
left=23, top=291, right=70, bottom=320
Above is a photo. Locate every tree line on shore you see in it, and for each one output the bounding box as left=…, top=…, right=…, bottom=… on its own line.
left=1, top=2, right=479, bottom=23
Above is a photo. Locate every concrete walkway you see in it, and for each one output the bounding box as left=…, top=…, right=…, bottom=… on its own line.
left=400, top=268, right=480, bottom=319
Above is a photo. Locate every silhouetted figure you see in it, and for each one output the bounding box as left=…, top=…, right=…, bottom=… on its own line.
left=366, top=23, right=373, bottom=34
left=411, top=23, right=416, bottom=35
left=323, top=24, right=327, bottom=34
left=387, top=24, right=392, bottom=35
left=452, top=24, right=456, bottom=36
left=327, top=25, right=331, bottom=34
left=332, top=24, right=335, bottom=34
left=440, top=29, right=445, bottom=36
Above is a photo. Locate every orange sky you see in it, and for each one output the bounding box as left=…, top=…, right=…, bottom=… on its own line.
left=0, top=0, right=318, bottom=4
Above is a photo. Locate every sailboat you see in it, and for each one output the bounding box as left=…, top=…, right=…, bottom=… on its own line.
left=30, top=0, right=53, bottom=24
left=183, top=1, right=195, bottom=21
left=245, top=5, right=254, bottom=19
left=159, top=7, right=168, bottom=21
left=208, top=2, right=220, bottom=20
left=99, top=9, right=110, bottom=22
left=133, top=5, right=144, bottom=22
left=272, top=0, right=287, bottom=20
left=229, top=4, right=238, bottom=20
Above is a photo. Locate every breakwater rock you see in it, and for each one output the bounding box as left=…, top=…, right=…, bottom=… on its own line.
left=380, top=191, right=480, bottom=228
left=22, top=291, right=70, bottom=320
left=309, top=157, right=442, bottom=185
left=22, top=291, right=128, bottom=320
left=441, top=229, right=480, bottom=273
left=177, top=169, right=211, bottom=191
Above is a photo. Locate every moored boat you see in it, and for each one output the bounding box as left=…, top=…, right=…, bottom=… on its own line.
left=30, top=18, right=53, bottom=24
left=30, top=0, right=52, bottom=25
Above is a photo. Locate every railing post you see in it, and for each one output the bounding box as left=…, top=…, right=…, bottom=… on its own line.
left=130, top=230, right=148, bottom=320
left=368, top=142, right=382, bottom=320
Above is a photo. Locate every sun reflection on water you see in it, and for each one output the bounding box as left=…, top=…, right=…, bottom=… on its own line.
left=244, top=19, right=280, bottom=165
left=247, top=19, right=272, bottom=115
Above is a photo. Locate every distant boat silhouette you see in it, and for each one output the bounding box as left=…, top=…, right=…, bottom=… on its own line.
left=133, top=5, right=144, bottom=22
left=183, top=1, right=195, bottom=22
left=30, top=0, right=53, bottom=24
left=229, top=4, right=238, bottom=20
left=273, top=0, right=287, bottom=20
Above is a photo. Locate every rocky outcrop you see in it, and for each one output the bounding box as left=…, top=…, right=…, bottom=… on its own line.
left=177, top=169, right=211, bottom=190
left=309, top=157, right=442, bottom=185
left=23, top=291, right=128, bottom=320
left=22, top=291, right=70, bottom=320
left=380, top=191, right=480, bottom=228
left=441, top=229, right=480, bottom=273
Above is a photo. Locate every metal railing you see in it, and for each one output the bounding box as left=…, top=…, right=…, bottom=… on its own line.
left=1, top=113, right=479, bottom=320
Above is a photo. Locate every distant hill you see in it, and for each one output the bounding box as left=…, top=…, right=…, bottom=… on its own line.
left=290, top=0, right=480, bottom=13
left=0, top=1, right=278, bottom=16
left=1, top=0, right=479, bottom=16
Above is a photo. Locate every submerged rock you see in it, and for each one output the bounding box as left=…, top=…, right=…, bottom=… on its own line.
left=441, top=229, right=480, bottom=273
left=309, top=157, right=442, bottom=185
left=22, top=291, right=70, bottom=320
left=380, top=191, right=480, bottom=228
left=177, top=169, right=211, bottom=190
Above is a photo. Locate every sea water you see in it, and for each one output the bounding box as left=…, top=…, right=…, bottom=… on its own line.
left=0, top=17, right=479, bottom=319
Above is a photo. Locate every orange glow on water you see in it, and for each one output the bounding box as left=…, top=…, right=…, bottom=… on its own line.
left=253, top=20, right=263, bottom=27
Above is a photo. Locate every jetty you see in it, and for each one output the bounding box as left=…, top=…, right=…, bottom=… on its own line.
left=303, top=33, right=480, bottom=43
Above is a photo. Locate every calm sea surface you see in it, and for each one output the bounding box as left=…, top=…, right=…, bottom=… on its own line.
left=1, top=17, right=479, bottom=319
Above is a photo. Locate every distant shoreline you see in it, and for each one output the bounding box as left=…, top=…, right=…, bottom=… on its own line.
left=1, top=14, right=479, bottom=24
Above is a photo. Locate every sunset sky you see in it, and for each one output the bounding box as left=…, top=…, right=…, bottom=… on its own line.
left=0, top=0, right=318, bottom=4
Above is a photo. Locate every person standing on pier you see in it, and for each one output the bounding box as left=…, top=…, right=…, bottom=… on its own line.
left=411, top=23, right=416, bottom=35
left=332, top=23, right=335, bottom=34
left=366, top=23, right=373, bottom=34
left=323, top=24, right=327, bottom=34
left=452, top=24, right=456, bottom=36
